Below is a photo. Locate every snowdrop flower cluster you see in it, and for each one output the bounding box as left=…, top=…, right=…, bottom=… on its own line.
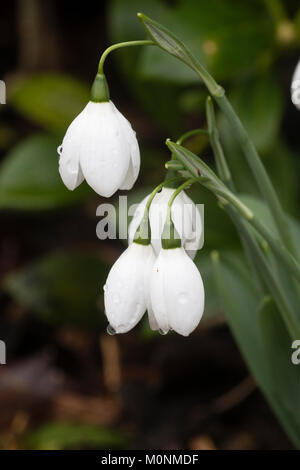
left=58, top=73, right=140, bottom=197
left=104, top=191, right=205, bottom=336
left=58, top=43, right=205, bottom=337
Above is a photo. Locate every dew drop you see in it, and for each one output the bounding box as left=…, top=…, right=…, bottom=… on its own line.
left=57, top=145, right=63, bottom=155
left=107, top=324, right=116, bottom=335
left=178, top=292, right=189, bottom=304
left=103, top=284, right=107, bottom=292
left=159, top=329, right=168, bottom=336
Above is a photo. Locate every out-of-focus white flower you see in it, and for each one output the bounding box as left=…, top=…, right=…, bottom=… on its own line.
left=128, top=187, right=203, bottom=258
left=150, top=247, right=205, bottom=336
left=104, top=242, right=156, bottom=334
left=291, top=59, right=300, bottom=110
left=58, top=101, right=140, bottom=197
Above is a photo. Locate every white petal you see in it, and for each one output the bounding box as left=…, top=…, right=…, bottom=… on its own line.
left=181, top=191, right=203, bottom=258
left=58, top=105, right=88, bottom=190
left=151, top=248, right=205, bottom=336
left=79, top=101, right=131, bottom=197
left=291, top=60, right=300, bottom=110
left=150, top=251, right=170, bottom=333
left=128, top=195, right=149, bottom=245
left=147, top=305, right=159, bottom=331
left=104, top=243, right=155, bottom=333
left=111, top=102, right=140, bottom=190
left=144, top=247, right=158, bottom=331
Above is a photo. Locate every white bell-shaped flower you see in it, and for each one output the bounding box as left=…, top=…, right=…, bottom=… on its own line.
left=104, top=242, right=156, bottom=334
left=150, top=246, right=205, bottom=336
left=58, top=100, right=140, bottom=197
left=128, top=187, right=203, bottom=258
left=291, top=59, right=300, bottom=110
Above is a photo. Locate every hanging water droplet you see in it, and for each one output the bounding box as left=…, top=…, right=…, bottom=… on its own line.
left=103, top=284, right=107, bottom=292
left=57, top=145, right=63, bottom=155
left=107, top=324, right=116, bottom=335
left=159, top=329, right=168, bottom=335
left=178, top=292, right=189, bottom=304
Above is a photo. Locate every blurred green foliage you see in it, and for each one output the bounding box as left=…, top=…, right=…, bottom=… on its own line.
left=4, top=252, right=108, bottom=329
left=0, top=134, right=90, bottom=209
left=24, top=422, right=129, bottom=450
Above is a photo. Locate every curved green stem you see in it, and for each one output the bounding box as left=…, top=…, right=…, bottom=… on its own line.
left=176, top=128, right=208, bottom=146
left=98, top=40, right=154, bottom=73
left=166, top=178, right=198, bottom=218
left=206, top=96, right=232, bottom=185
left=134, top=176, right=182, bottom=246
left=145, top=177, right=182, bottom=213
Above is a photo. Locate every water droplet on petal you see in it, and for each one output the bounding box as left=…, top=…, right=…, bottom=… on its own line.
left=159, top=329, right=168, bottom=335
left=178, top=292, right=189, bottom=304
left=103, top=284, right=107, bottom=292
left=107, top=324, right=116, bottom=335
left=57, top=145, right=63, bottom=155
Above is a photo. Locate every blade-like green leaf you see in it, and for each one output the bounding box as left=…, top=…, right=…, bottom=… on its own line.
left=0, top=134, right=90, bottom=210
left=212, top=252, right=300, bottom=448
left=259, top=298, right=300, bottom=448
left=219, top=74, right=283, bottom=155
left=3, top=252, right=108, bottom=329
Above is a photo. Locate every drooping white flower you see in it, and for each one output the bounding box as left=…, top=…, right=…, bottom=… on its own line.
left=150, top=247, right=205, bottom=336
left=291, top=59, right=300, bottom=110
left=104, top=242, right=156, bottom=334
left=128, top=187, right=203, bottom=259
left=58, top=101, right=140, bottom=197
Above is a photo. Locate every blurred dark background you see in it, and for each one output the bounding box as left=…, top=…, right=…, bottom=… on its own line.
left=0, top=0, right=299, bottom=450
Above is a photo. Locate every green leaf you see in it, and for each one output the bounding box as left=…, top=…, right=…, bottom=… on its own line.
left=0, top=134, right=90, bottom=210
left=212, top=252, right=300, bottom=448
left=259, top=298, right=300, bottom=448
left=238, top=194, right=300, bottom=260
left=3, top=252, right=108, bottom=329
left=24, top=422, right=128, bottom=450
left=9, top=74, right=89, bottom=133
left=224, top=74, right=283, bottom=154
left=138, top=0, right=274, bottom=84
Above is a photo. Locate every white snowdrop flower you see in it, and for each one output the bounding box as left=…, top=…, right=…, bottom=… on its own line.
left=104, top=242, right=156, bottom=334
left=150, top=246, right=205, bottom=336
left=58, top=73, right=140, bottom=197
left=128, top=187, right=203, bottom=258
left=291, top=59, right=300, bottom=110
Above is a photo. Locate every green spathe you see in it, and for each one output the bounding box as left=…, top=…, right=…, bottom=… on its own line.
left=90, top=73, right=110, bottom=102
left=161, top=214, right=181, bottom=250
